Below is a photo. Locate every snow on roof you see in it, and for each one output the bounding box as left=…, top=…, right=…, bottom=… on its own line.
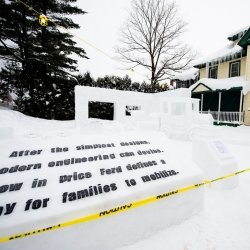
left=190, top=76, right=250, bottom=95
left=227, top=26, right=249, bottom=40
left=193, top=42, right=243, bottom=66
left=172, top=68, right=199, bottom=81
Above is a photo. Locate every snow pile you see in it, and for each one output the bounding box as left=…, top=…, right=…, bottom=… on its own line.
left=190, top=76, right=250, bottom=95
left=193, top=42, right=243, bottom=66
left=172, top=68, right=199, bottom=81
left=0, top=109, right=75, bottom=139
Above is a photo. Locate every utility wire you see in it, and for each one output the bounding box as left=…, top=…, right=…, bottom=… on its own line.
left=15, top=0, right=146, bottom=79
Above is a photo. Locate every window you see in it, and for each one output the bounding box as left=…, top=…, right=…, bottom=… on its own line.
left=88, top=101, right=114, bottom=120
left=229, top=61, right=240, bottom=77
left=171, top=103, right=186, bottom=115
left=125, top=105, right=141, bottom=116
left=163, top=102, right=168, bottom=113
left=208, top=66, right=218, bottom=79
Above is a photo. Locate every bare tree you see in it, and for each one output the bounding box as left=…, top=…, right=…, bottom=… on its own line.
left=117, top=0, right=194, bottom=85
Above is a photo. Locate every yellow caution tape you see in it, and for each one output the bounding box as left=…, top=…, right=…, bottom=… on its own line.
left=1, top=167, right=250, bottom=243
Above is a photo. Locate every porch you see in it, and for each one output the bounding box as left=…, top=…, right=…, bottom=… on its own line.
left=190, top=77, right=250, bottom=125
left=200, top=111, right=243, bottom=125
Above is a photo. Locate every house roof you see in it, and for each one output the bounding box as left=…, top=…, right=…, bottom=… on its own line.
left=238, top=28, right=250, bottom=47
left=193, top=42, right=243, bottom=68
left=193, top=26, right=250, bottom=68
left=171, top=68, right=199, bottom=81
left=227, top=26, right=250, bottom=41
left=190, top=76, right=250, bottom=95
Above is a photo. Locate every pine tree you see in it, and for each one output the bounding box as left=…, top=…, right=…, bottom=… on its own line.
left=77, top=71, right=94, bottom=87
left=0, top=0, right=88, bottom=119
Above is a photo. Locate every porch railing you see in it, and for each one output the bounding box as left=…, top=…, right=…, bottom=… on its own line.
left=200, top=111, right=243, bottom=124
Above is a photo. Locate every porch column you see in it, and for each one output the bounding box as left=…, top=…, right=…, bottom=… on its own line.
left=206, top=62, right=209, bottom=78
left=239, top=90, right=243, bottom=123
left=201, top=94, right=204, bottom=112
left=217, top=92, right=221, bottom=124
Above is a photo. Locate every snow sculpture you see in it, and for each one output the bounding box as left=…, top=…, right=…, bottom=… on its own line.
left=75, top=86, right=212, bottom=139
left=190, top=126, right=238, bottom=189
left=75, top=86, right=155, bottom=127
left=0, top=131, right=204, bottom=250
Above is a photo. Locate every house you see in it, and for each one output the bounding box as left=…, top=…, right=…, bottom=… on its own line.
left=190, top=26, right=250, bottom=125
left=171, top=67, right=199, bottom=89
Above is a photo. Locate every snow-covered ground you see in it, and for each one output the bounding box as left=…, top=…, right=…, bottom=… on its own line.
left=1, top=109, right=250, bottom=250
left=118, top=141, right=250, bottom=250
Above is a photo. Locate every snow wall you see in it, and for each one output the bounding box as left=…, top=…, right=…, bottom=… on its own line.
left=74, top=86, right=197, bottom=129
left=0, top=131, right=203, bottom=250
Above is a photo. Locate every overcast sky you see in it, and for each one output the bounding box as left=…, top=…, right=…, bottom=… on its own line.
left=73, top=0, right=250, bottom=83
